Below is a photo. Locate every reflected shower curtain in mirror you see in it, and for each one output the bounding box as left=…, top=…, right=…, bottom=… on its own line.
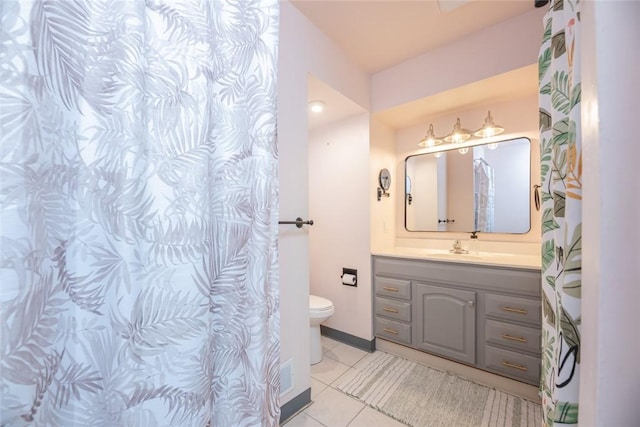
left=0, top=0, right=280, bottom=425
left=473, top=158, right=495, bottom=232
left=539, top=0, right=582, bottom=425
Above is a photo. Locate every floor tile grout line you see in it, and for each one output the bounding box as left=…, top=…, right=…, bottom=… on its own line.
left=303, top=410, right=328, bottom=427
left=323, top=351, right=340, bottom=363
left=323, top=343, right=368, bottom=360
left=329, top=365, right=356, bottom=388
left=311, top=358, right=351, bottom=385
left=345, top=404, right=367, bottom=427
left=322, top=345, right=368, bottom=367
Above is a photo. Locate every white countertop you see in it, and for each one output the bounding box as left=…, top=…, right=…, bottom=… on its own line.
left=372, top=247, right=541, bottom=270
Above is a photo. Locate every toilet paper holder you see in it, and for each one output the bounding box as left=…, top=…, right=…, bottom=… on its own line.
left=341, top=268, right=358, bottom=287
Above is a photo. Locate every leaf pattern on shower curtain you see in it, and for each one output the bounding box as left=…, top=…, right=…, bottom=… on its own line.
left=0, top=0, right=280, bottom=425
left=538, top=0, right=582, bottom=425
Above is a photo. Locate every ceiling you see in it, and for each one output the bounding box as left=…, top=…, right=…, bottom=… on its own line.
left=291, top=0, right=534, bottom=74
left=374, top=64, right=539, bottom=129
left=308, top=75, right=368, bottom=129
left=296, top=0, right=539, bottom=130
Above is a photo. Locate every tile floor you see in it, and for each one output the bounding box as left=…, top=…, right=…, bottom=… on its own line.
left=282, top=336, right=406, bottom=427
left=281, top=336, right=540, bottom=427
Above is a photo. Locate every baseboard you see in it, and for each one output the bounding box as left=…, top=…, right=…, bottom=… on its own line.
left=320, top=325, right=376, bottom=352
left=279, top=387, right=311, bottom=425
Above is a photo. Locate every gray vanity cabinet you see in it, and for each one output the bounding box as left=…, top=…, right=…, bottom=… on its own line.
left=372, top=255, right=541, bottom=385
left=412, top=283, right=476, bottom=364
left=374, top=276, right=412, bottom=345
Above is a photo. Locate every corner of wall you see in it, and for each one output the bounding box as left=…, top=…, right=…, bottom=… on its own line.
left=370, top=118, right=397, bottom=252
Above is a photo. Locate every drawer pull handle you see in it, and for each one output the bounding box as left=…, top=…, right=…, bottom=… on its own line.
left=501, top=306, right=528, bottom=315
left=501, top=361, right=528, bottom=372
left=383, top=307, right=399, bottom=313
left=383, top=286, right=399, bottom=292
left=383, top=328, right=399, bottom=335
left=502, top=334, right=527, bottom=343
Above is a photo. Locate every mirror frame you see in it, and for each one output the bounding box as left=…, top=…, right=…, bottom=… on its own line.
left=404, top=137, right=532, bottom=234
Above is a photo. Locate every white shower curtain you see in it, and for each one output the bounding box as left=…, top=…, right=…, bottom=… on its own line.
left=474, top=158, right=495, bottom=232
left=0, top=0, right=280, bottom=425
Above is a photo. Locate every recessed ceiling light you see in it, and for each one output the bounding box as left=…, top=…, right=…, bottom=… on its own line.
left=309, top=100, right=325, bottom=113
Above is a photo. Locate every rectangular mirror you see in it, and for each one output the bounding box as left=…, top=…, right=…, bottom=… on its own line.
left=405, top=137, right=531, bottom=233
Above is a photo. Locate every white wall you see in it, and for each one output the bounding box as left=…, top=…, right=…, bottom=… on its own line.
left=393, top=95, right=541, bottom=244
left=370, top=118, right=396, bottom=252
left=277, top=0, right=370, bottom=406
left=309, top=113, right=372, bottom=340
left=371, top=8, right=545, bottom=112
left=580, top=1, right=640, bottom=425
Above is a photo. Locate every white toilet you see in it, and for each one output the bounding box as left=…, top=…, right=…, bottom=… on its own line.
left=309, top=295, right=335, bottom=365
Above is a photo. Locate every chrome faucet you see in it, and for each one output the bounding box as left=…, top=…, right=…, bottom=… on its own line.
left=450, top=239, right=469, bottom=254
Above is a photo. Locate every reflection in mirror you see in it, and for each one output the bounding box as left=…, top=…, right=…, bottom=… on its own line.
left=405, top=137, right=531, bottom=233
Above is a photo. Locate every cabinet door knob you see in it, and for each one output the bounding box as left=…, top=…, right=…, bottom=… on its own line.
left=467, top=300, right=475, bottom=308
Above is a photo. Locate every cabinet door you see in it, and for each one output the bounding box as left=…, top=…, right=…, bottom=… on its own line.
left=413, top=283, right=476, bottom=364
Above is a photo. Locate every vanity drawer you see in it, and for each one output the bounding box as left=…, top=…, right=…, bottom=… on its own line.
left=485, top=345, right=540, bottom=385
left=485, top=319, right=541, bottom=355
left=375, top=277, right=411, bottom=300
left=375, top=297, right=411, bottom=322
left=375, top=317, right=411, bottom=345
left=485, top=293, right=541, bottom=326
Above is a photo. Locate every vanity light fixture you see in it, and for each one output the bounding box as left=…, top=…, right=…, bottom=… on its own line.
left=433, top=151, right=443, bottom=158
left=309, top=100, right=325, bottom=113
left=458, top=147, right=469, bottom=155
left=443, top=118, right=472, bottom=143
left=418, top=124, right=442, bottom=147
left=474, top=111, right=504, bottom=138
left=417, top=111, right=506, bottom=149
left=487, top=142, right=499, bottom=150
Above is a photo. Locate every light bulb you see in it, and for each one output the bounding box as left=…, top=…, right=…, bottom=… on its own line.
left=474, top=111, right=504, bottom=138
left=458, top=147, right=469, bottom=154
left=418, top=124, right=441, bottom=147
left=419, top=137, right=436, bottom=148
left=452, top=134, right=465, bottom=144
left=444, top=118, right=472, bottom=143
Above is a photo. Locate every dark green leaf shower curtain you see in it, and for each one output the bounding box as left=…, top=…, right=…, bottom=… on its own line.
left=539, top=0, right=582, bottom=424
left=0, top=0, right=280, bottom=425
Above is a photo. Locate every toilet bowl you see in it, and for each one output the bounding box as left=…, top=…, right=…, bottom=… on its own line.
left=309, top=295, right=335, bottom=365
